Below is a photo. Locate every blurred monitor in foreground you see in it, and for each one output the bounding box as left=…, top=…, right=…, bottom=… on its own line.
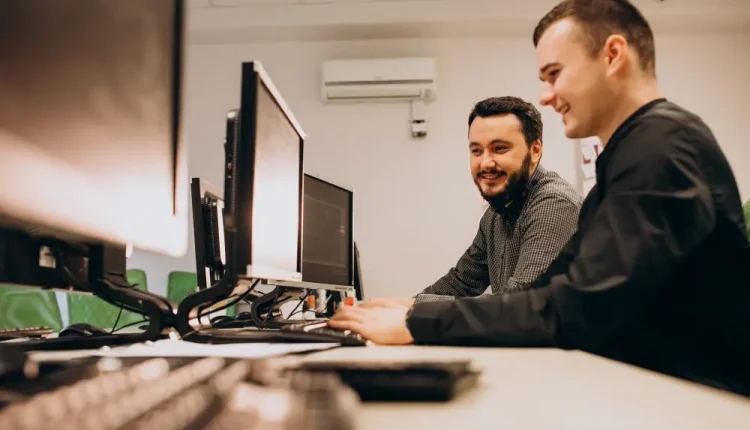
left=0, top=0, right=188, bottom=259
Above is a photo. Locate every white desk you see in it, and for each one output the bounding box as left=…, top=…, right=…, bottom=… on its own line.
left=304, top=346, right=750, bottom=430
left=25, top=342, right=750, bottom=428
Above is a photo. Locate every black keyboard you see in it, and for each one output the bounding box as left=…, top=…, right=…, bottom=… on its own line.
left=7, top=333, right=144, bottom=352
left=0, top=327, right=53, bottom=341
left=280, top=321, right=369, bottom=346
left=193, top=322, right=368, bottom=347
left=0, top=356, right=359, bottom=430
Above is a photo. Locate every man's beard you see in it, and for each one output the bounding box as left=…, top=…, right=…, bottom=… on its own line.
left=475, top=153, right=532, bottom=212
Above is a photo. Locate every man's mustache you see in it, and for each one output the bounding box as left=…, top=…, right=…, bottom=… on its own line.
left=476, top=169, right=506, bottom=179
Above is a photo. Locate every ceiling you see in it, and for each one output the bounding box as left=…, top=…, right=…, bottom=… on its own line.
left=185, top=0, right=750, bottom=44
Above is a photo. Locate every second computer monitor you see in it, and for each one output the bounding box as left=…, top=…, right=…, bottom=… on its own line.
left=191, top=178, right=226, bottom=290
left=302, top=174, right=354, bottom=287
left=227, top=61, right=305, bottom=283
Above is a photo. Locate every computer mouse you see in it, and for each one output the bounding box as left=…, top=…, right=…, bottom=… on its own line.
left=58, top=323, right=110, bottom=337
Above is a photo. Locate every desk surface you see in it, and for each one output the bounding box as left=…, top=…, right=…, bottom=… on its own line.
left=23, top=342, right=750, bottom=429
left=305, top=346, right=750, bottom=430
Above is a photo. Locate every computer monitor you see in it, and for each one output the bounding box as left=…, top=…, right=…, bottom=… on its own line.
left=302, top=174, right=354, bottom=287
left=176, top=61, right=306, bottom=334
left=226, top=62, right=305, bottom=284
left=0, top=0, right=188, bottom=260
left=0, top=1, right=185, bottom=342
left=191, top=178, right=226, bottom=290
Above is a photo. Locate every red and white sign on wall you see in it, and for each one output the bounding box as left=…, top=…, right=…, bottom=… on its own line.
left=581, top=139, right=603, bottom=179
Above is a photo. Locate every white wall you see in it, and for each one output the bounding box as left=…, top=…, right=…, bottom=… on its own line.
left=657, top=32, right=750, bottom=197
left=129, top=30, right=750, bottom=299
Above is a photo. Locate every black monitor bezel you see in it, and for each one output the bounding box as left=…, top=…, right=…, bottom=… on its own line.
left=190, top=178, right=225, bottom=290
left=170, top=0, right=185, bottom=216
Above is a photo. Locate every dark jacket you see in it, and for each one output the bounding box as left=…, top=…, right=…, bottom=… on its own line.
left=406, top=99, right=750, bottom=395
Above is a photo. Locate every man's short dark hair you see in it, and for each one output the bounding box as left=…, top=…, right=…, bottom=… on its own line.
left=532, top=0, right=656, bottom=75
left=468, top=96, right=543, bottom=147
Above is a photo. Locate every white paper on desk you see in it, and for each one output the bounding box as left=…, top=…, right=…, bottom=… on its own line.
left=95, top=339, right=339, bottom=359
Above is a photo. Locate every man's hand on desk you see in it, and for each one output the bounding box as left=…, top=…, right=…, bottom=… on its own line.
left=328, top=306, right=414, bottom=345
left=357, top=297, right=415, bottom=309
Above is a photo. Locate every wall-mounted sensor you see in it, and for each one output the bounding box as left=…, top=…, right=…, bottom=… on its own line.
left=410, top=99, right=427, bottom=138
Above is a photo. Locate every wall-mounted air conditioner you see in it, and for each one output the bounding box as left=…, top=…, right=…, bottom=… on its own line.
left=321, top=57, right=437, bottom=102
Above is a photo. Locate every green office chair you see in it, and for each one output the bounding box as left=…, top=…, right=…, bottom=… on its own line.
left=67, top=269, right=149, bottom=330
left=0, top=285, right=64, bottom=331
left=167, top=271, right=198, bottom=304
left=126, top=269, right=148, bottom=291
left=743, top=199, right=750, bottom=239
left=167, top=271, right=236, bottom=317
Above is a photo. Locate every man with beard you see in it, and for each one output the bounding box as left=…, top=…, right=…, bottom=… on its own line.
left=360, top=96, right=581, bottom=309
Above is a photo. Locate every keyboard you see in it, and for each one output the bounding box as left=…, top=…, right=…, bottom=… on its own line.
left=280, top=321, right=369, bottom=346
left=7, top=332, right=144, bottom=352
left=0, top=356, right=359, bottom=430
left=193, top=321, right=368, bottom=347
left=0, top=327, right=53, bottom=341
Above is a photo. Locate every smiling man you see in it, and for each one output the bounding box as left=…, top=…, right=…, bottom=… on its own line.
left=330, top=0, right=750, bottom=395
left=360, top=96, right=580, bottom=308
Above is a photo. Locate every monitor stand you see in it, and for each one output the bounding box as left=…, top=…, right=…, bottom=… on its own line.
left=173, top=230, right=355, bottom=343
left=174, top=275, right=355, bottom=343
left=247, top=285, right=310, bottom=329
left=267, top=279, right=354, bottom=294
left=247, top=280, right=354, bottom=327
left=175, top=277, right=305, bottom=341
left=0, top=229, right=176, bottom=351
left=10, top=277, right=176, bottom=352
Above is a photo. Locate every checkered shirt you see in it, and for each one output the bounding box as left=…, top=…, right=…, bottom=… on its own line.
left=415, top=165, right=581, bottom=303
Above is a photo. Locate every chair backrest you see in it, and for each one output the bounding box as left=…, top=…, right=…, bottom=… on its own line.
left=167, top=271, right=235, bottom=316
left=126, top=269, right=148, bottom=290
left=167, top=271, right=198, bottom=304
left=67, top=269, right=149, bottom=330
left=0, top=285, right=63, bottom=331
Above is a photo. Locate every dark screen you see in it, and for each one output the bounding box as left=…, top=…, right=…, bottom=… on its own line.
left=302, top=175, right=352, bottom=286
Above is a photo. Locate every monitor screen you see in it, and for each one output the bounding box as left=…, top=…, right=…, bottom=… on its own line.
left=302, top=175, right=353, bottom=286
left=232, top=62, right=305, bottom=283
left=0, top=0, right=187, bottom=257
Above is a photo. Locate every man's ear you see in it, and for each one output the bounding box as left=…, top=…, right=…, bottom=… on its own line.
left=602, top=34, right=629, bottom=76
left=530, top=140, right=543, bottom=164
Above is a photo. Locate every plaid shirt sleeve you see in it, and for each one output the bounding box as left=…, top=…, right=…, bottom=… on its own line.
left=508, top=192, right=581, bottom=290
